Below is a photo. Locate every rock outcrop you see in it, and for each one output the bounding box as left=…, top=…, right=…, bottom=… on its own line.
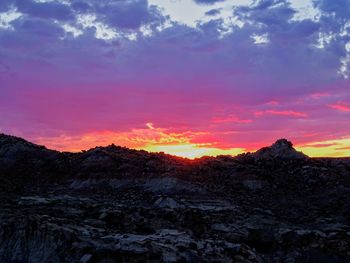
left=1, top=134, right=350, bottom=262
left=252, top=139, right=307, bottom=160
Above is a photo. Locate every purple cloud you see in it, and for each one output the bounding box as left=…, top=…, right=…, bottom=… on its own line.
left=315, top=0, right=350, bottom=20
left=205, top=8, right=221, bottom=16
left=0, top=0, right=11, bottom=12
left=15, top=0, right=74, bottom=21
left=97, top=0, right=164, bottom=29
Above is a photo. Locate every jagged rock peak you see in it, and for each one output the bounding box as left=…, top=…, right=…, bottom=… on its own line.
left=254, top=138, right=307, bottom=160
left=271, top=138, right=293, bottom=149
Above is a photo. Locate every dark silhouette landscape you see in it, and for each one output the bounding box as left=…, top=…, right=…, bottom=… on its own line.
left=1, top=133, right=350, bottom=262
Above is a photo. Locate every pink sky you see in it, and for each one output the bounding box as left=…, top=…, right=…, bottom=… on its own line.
left=0, top=0, right=349, bottom=158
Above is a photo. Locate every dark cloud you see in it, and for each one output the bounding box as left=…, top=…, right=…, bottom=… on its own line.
left=15, top=18, right=65, bottom=37
left=66, top=0, right=165, bottom=30
left=236, top=0, right=296, bottom=25
left=15, top=0, right=74, bottom=21
left=71, top=1, right=92, bottom=13
left=315, top=0, right=350, bottom=20
left=0, top=0, right=11, bottom=12
left=97, top=0, right=164, bottom=29
left=194, top=0, right=225, bottom=5
left=205, top=8, right=221, bottom=16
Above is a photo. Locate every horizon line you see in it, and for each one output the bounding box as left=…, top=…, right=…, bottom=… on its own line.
left=2, top=133, right=350, bottom=160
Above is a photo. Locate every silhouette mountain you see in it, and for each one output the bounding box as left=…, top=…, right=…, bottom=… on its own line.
left=1, top=133, right=350, bottom=262
left=252, top=138, right=307, bottom=160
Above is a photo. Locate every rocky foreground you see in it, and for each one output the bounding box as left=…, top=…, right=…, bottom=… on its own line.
left=1, top=134, right=350, bottom=262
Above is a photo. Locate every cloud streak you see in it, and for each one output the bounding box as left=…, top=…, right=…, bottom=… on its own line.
left=255, top=110, right=308, bottom=118
left=329, top=102, right=350, bottom=112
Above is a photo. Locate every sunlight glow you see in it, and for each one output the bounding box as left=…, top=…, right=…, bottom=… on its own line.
left=297, top=137, right=350, bottom=157
left=32, top=124, right=350, bottom=159
left=143, top=143, right=244, bottom=159
left=32, top=123, right=244, bottom=159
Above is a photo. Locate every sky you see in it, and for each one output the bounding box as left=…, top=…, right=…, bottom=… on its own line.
left=0, top=0, right=350, bottom=158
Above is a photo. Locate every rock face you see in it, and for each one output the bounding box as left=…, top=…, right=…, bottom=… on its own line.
left=1, top=134, right=350, bottom=262
left=252, top=139, right=307, bottom=160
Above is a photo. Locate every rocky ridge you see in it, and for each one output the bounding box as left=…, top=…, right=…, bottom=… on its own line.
left=1, top=134, right=350, bottom=262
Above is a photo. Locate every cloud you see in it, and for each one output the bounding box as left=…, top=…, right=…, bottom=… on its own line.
left=0, top=9, right=22, bottom=30
left=211, top=116, right=253, bottom=124
left=336, top=146, right=350, bottom=151
left=301, top=142, right=339, bottom=148
left=94, top=0, right=165, bottom=30
left=17, top=17, right=65, bottom=37
left=31, top=123, right=244, bottom=159
left=16, top=0, right=74, bottom=21
left=0, top=0, right=13, bottom=12
left=329, top=102, right=350, bottom=112
left=205, top=8, right=222, bottom=16
left=255, top=110, right=308, bottom=117
left=194, top=0, right=225, bottom=5
left=297, top=136, right=350, bottom=157
left=315, top=0, right=350, bottom=20
left=71, top=1, right=92, bottom=13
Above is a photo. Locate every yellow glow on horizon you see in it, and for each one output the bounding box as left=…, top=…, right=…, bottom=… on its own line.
left=32, top=123, right=350, bottom=159
left=36, top=136, right=350, bottom=159
left=35, top=134, right=350, bottom=159
left=142, top=143, right=244, bottom=159
left=296, top=137, right=350, bottom=157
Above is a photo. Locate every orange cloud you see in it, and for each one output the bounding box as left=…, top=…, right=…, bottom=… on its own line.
left=31, top=124, right=350, bottom=159
left=33, top=123, right=244, bottom=159
left=336, top=146, right=350, bottom=150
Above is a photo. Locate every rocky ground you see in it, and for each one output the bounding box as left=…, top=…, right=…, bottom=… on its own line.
left=1, top=134, right=350, bottom=262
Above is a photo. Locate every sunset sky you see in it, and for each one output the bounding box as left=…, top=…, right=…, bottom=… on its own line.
left=0, top=0, right=350, bottom=158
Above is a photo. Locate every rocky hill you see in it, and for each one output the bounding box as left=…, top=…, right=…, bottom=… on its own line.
left=1, top=134, right=350, bottom=262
